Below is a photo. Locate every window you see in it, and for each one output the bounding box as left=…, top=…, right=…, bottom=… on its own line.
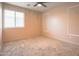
left=16, top=12, right=24, bottom=27
left=4, top=10, right=15, bottom=28
left=4, top=10, right=24, bottom=28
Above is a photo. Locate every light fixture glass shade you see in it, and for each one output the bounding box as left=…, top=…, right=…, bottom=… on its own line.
left=37, top=4, right=42, bottom=7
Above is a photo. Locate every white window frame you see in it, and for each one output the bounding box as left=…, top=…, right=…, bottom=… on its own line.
left=4, top=9, right=24, bottom=28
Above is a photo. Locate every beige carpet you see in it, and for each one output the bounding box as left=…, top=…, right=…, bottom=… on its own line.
left=1, top=36, right=79, bottom=56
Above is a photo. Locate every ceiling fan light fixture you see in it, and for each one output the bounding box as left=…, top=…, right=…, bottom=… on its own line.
left=37, top=4, right=42, bottom=7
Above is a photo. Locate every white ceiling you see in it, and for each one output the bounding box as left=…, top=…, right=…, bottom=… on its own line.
left=6, top=2, right=79, bottom=12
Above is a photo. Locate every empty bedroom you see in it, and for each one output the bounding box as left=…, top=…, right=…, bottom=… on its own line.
left=0, top=2, right=79, bottom=56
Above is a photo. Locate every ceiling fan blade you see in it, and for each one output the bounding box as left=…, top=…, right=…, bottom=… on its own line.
left=41, top=3, right=47, bottom=7
left=34, top=3, right=38, bottom=7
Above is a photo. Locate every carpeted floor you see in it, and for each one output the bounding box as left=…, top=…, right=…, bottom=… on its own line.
left=1, top=36, right=79, bottom=56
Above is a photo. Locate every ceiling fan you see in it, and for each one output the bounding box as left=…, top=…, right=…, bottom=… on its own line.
left=34, top=2, right=47, bottom=7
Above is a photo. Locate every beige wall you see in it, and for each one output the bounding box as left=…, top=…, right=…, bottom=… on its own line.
left=3, top=4, right=42, bottom=42
left=42, top=6, right=68, bottom=41
left=42, top=4, right=79, bottom=45
left=68, top=5, right=79, bottom=44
